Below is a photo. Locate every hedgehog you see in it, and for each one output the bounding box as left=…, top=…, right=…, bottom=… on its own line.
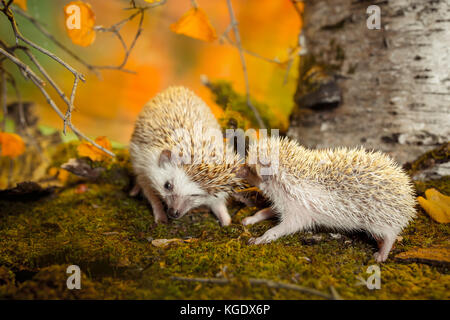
left=235, top=136, right=417, bottom=262
left=129, top=86, right=244, bottom=225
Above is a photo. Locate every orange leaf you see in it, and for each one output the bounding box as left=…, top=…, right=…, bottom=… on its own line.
left=64, top=1, right=96, bottom=47
left=77, top=136, right=112, bottom=162
left=0, top=132, right=26, bottom=158
left=170, top=7, right=217, bottom=42
left=13, top=0, right=27, bottom=11
left=417, top=188, right=450, bottom=224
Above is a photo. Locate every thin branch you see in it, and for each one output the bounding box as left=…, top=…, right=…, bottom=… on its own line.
left=0, top=6, right=113, bottom=157
left=225, top=0, right=265, bottom=129
left=1, top=67, right=6, bottom=131
left=12, top=7, right=101, bottom=77
left=220, top=25, right=281, bottom=65
left=171, top=276, right=341, bottom=300
left=93, top=9, right=145, bottom=73
left=27, top=72, right=114, bottom=157
left=0, top=47, right=44, bottom=86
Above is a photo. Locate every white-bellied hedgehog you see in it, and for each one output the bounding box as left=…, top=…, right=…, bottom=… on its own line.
left=129, top=86, right=244, bottom=225
left=235, top=136, right=417, bottom=262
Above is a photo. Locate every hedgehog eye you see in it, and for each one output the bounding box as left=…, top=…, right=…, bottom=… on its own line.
left=190, top=194, right=202, bottom=197
left=164, top=181, right=173, bottom=191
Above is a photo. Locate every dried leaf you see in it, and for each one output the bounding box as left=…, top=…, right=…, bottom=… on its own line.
left=48, top=167, right=70, bottom=183
left=417, top=188, right=450, bottom=224
left=0, top=132, right=26, bottom=158
left=77, top=136, right=112, bottom=162
left=395, top=246, right=450, bottom=267
left=151, top=238, right=198, bottom=248
left=64, top=1, right=96, bottom=47
left=13, top=0, right=27, bottom=10
left=170, top=7, right=217, bottom=42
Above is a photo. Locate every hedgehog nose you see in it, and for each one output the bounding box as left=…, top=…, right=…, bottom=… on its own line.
left=168, top=208, right=180, bottom=219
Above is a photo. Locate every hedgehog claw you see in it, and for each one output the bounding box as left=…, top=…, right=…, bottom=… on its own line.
left=154, top=212, right=168, bottom=224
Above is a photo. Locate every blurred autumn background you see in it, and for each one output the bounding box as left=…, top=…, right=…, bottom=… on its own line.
left=0, top=0, right=302, bottom=146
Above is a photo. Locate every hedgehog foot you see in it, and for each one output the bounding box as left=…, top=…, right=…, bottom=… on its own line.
left=137, top=177, right=168, bottom=224
left=373, top=235, right=396, bottom=263
left=242, top=207, right=275, bottom=226
left=211, top=201, right=231, bottom=227
left=129, top=184, right=141, bottom=197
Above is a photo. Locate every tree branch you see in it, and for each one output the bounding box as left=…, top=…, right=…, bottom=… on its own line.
left=171, top=276, right=342, bottom=300
left=225, top=0, right=265, bottom=129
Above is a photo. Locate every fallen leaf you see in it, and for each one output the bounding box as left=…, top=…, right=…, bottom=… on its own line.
left=77, top=136, right=112, bottom=162
left=64, top=1, right=96, bottom=47
left=0, top=132, right=26, bottom=158
left=170, top=7, right=217, bottom=42
left=417, top=188, right=450, bottom=223
left=151, top=238, right=198, bottom=248
left=395, top=246, right=450, bottom=267
left=14, top=0, right=27, bottom=10
left=48, top=167, right=70, bottom=183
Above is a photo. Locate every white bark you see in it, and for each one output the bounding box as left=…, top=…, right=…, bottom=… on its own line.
left=288, top=0, right=450, bottom=164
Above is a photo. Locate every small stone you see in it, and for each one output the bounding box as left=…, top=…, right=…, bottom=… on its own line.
left=329, top=233, right=342, bottom=239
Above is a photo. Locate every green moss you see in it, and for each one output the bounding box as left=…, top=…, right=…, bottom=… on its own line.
left=404, top=142, right=449, bottom=177
left=206, top=80, right=285, bottom=131
left=0, top=143, right=449, bottom=299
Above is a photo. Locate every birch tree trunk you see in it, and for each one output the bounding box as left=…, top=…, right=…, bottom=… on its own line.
left=288, top=0, right=450, bottom=164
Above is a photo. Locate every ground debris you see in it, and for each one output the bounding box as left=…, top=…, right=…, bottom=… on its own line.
left=395, top=246, right=450, bottom=267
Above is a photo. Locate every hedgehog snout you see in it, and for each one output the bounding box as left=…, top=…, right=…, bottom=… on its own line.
left=167, top=208, right=181, bottom=219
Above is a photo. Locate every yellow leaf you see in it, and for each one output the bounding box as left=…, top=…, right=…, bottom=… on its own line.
left=77, top=136, right=112, bottom=162
left=0, top=132, right=26, bottom=158
left=48, top=167, right=70, bottom=183
left=170, top=7, right=217, bottom=42
left=151, top=238, right=198, bottom=248
left=64, top=1, right=96, bottom=47
left=14, top=0, right=27, bottom=10
left=144, top=0, right=161, bottom=2
left=417, top=188, right=450, bottom=224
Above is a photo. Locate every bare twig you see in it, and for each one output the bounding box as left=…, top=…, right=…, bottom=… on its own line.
left=220, top=25, right=281, bottom=65
left=93, top=8, right=145, bottom=73
left=1, top=67, right=6, bottom=131
left=12, top=7, right=101, bottom=77
left=225, top=0, right=265, bottom=129
left=0, top=0, right=166, bottom=156
left=0, top=5, right=114, bottom=157
left=171, top=276, right=341, bottom=300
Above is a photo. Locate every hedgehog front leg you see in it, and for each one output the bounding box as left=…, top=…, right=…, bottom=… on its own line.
left=210, top=201, right=231, bottom=227
left=137, top=176, right=168, bottom=224
left=242, top=207, right=276, bottom=226
left=249, top=215, right=303, bottom=245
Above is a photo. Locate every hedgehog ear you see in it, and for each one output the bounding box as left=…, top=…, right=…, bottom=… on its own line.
left=256, top=164, right=271, bottom=182
left=159, top=149, right=172, bottom=167
left=233, top=164, right=251, bottom=179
